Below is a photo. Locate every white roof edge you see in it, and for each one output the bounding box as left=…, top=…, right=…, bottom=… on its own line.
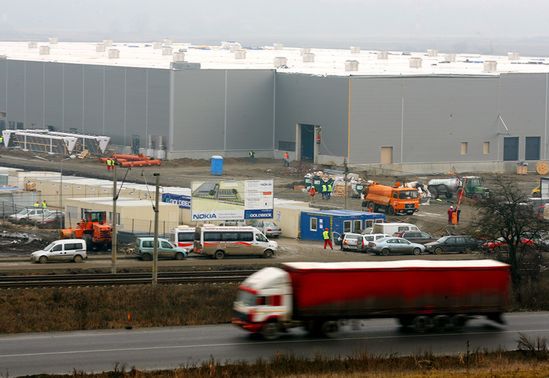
left=283, top=260, right=509, bottom=270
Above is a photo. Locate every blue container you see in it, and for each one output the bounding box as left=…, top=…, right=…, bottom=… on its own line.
left=210, top=155, right=224, bottom=176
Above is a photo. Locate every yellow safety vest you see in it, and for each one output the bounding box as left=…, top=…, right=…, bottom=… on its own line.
left=322, top=230, right=330, bottom=240
left=42, top=202, right=47, bottom=208
left=33, top=203, right=39, bottom=208
left=322, top=184, right=327, bottom=193
left=327, top=184, right=332, bottom=192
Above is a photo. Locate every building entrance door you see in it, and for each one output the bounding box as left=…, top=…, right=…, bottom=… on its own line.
left=300, top=124, right=315, bottom=161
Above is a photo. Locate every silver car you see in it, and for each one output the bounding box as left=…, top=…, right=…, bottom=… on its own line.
left=31, top=239, right=87, bottom=264
left=9, top=208, right=52, bottom=223
left=247, top=220, right=282, bottom=238
left=369, top=237, right=425, bottom=256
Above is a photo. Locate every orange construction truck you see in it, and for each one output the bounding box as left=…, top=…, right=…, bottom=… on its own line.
left=362, top=183, right=420, bottom=215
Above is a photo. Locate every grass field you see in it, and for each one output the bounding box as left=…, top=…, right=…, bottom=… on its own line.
left=45, top=348, right=549, bottom=377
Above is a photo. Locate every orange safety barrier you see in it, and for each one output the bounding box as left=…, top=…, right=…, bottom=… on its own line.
left=112, top=153, right=152, bottom=161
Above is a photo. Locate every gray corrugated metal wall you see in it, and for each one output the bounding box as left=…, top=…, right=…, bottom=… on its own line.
left=275, top=73, right=348, bottom=157
left=0, top=60, right=170, bottom=148
left=349, top=75, right=549, bottom=164
left=171, top=69, right=274, bottom=155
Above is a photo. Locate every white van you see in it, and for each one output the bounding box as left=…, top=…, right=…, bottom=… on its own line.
left=193, top=226, right=278, bottom=259
left=372, top=222, right=420, bottom=236
left=173, top=226, right=196, bottom=251
left=30, top=239, right=87, bottom=264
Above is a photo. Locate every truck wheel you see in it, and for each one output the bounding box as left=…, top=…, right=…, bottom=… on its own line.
left=433, top=315, right=450, bottom=332
left=261, top=321, right=280, bottom=341
left=450, top=314, right=466, bottom=331
left=214, top=250, right=225, bottom=260
left=413, top=316, right=431, bottom=333
left=73, top=255, right=83, bottom=263
left=412, top=248, right=421, bottom=255
left=263, top=249, right=274, bottom=258
left=387, top=206, right=395, bottom=215
left=38, top=256, right=48, bottom=264
left=142, top=253, right=152, bottom=261
left=445, top=191, right=453, bottom=199
left=320, top=321, right=339, bottom=338
left=381, top=248, right=390, bottom=256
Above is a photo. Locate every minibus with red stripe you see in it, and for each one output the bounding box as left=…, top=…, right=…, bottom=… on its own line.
left=193, top=226, right=278, bottom=260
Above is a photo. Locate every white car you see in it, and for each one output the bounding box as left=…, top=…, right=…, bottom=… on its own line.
left=342, top=233, right=390, bottom=252
left=9, top=208, right=52, bottom=223
left=31, top=239, right=87, bottom=264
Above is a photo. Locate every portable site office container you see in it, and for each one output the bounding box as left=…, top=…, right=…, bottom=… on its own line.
left=299, top=210, right=385, bottom=241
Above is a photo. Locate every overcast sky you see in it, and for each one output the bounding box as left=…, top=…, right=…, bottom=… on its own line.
left=2, top=1, right=549, bottom=55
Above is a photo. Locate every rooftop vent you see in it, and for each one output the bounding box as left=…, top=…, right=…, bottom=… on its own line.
left=302, top=53, right=315, bottom=63
left=108, top=49, right=120, bottom=59
left=103, top=39, right=113, bottom=47
left=162, top=46, right=173, bottom=56
left=377, top=51, right=388, bottom=60
left=273, top=43, right=284, bottom=50
left=273, top=56, right=288, bottom=68
left=508, top=52, right=520, bottom=60
left=153, top=42, right=162, bottom=49
left=234, top=49, right=247, bottom=59
left=39, top=46, right=50, bottom=55
left=173, top=52, right=185, bottom=62
left=444, top=53, right=456, bottom=62
left=28, top=41, right=37, bottom=49
left=96, top=43, right=106, bottom=52
left=483, top=60, right=497, bottom=73
left=300, top=47, right=311, bottom=56
left=171, top=62, right=201, bottom=70
left=427, top=49, right=438, bottom=57
left=48, top=37, right=58, bottom=45
left=345, top=60, right=359, bottom=72
left=350, top=46, right=361, bottom=54
left=409, top=57, right=422, bottom=68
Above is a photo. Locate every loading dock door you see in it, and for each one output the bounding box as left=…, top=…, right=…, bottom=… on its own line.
left=503, top=137, right=519, bottom=161
left=300, top=124, right=315, bottom=161
left=380, top=146, right=393, bottom=164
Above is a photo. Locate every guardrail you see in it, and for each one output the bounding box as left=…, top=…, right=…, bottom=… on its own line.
left=0, top=270, right=256, bottom=288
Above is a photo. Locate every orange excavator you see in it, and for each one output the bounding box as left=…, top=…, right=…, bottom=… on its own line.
left=60, top=211, right=112, bottom=250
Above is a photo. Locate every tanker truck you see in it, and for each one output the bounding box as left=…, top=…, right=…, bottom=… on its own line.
left=232, top=260, right=509, bottom=340
left=427, top=176, right=489, bottom=200
left=362, top=183, right=420, bottom=215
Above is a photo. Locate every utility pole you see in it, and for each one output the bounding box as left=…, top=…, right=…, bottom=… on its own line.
left=111, top=164, right=118, bottom=274
left=152, top=172, right=160, bottom=286
left=343, top=158, right=349, bottom=210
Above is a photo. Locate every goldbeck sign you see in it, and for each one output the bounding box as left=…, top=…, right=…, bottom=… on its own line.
left=191, top=179, right=274, bottom=221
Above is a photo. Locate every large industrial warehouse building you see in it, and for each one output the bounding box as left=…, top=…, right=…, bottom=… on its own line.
left=0, top=41, right=548, bottom=173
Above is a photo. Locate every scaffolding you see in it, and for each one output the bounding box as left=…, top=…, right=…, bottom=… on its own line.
left=2, top=130, right=110, bottom=155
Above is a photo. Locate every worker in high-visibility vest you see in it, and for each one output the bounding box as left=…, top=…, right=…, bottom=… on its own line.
left=33, top=201, right=40, bottom=208
left=41, top=200, right=47, bottom=209
left=321, top=183, right=328, bottom=200
left=106, top=158, right=115, bottom=171
left=327, top=181, right=333, bottom=199
left=322, top=228, right=333, bottom=250
left=0, top=135, right=4, bottom=146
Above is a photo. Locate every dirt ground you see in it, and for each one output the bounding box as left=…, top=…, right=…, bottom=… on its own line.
left=0, top=149, right=544, bottom=248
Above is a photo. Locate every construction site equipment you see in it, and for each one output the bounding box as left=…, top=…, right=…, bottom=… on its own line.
left=362, top=183, right=420, bottom=215
left=60, top=210, right=112, bottom=250
left=536, top=161, right=549, bottom=175
left=2, top=130, right=109, bottom=155
left=428, top=176, right=489, bottom=200
left=99, top=154, right=161, bottom=167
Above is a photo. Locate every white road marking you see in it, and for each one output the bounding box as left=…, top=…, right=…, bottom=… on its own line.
left=1, top=328, right=549, bottom=359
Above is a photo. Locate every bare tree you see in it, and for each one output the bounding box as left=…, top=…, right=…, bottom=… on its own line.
left=472, top=176, right=547, bottom=290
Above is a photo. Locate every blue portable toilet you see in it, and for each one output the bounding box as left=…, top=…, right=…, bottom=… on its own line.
left=210, top=155, right=224, bottom=176
left=299, top=210, right=385, bottom=241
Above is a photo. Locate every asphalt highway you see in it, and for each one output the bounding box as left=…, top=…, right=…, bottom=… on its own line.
left=0, top=312, right=547, bottom=376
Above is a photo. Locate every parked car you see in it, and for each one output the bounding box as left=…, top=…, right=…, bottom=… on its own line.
left=30, top=239, right=87, bottom=264
left=9, top=208, right=52, bottom=224
left=368, top=237, right=425, bottom=256
left=481, top=237, right=535, bottom=252
left=342, top=233, right=390, bottom=252
left=135, top=237, right=188, bottom=261
left=372, top=222, right=420, bottom=236
left=396, top=230, right=436, bottom=244
left=247, top=220, right=282, bottom=238
left=425, top=235, right=480, bottom=254
left=32, top=210, right=65, bottom=229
